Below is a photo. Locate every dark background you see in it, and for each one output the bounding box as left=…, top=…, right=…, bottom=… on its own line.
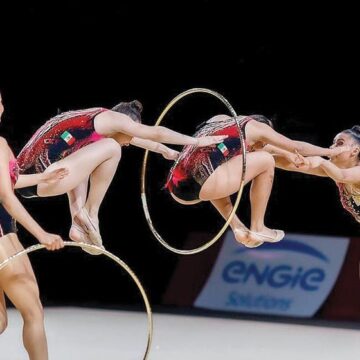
left=0, top=2, right=359, bottom=310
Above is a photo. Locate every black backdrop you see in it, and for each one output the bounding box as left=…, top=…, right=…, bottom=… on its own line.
left=0, top=2, right=359, bottom=308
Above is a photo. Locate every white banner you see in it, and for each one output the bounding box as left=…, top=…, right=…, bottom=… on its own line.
left=195, top=232, right=349, bottom=317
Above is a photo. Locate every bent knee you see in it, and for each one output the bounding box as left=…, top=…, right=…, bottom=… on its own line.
left=255, top=151, right=275, bottom=169
left=103, top=138, right=122, bottom=157
left=20, top=303, right=44, bottom=323
left=260, top=151, right=275, bottom=164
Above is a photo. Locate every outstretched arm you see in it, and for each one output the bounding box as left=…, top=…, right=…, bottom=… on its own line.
left=14, top=168, right=69, bottom=189
left=318, top=158, right=360, bottom=183
left=0, top=138, right=63, bottom=250
left=274, top=155, right=328, bottom=176
left=97, top=111, right=227, bottom=147
left=251, top=121, right=347, bottom=157
left=130, top=137, right=179, bottom=160
left=276, top=155, right=360, bottom=183
left=14, top=173, right=43, bottom=189
left=263, top=144, right=306, bottom=167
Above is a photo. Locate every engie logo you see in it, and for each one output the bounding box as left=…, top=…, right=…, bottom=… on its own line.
left=223, top=241, right=328, bottom=291
left=195, top=232, right=349, bottom=317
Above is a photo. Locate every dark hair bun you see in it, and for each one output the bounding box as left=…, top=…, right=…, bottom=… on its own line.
left=130, top=100, right=143, bottom=114
left=250, top=114, right=274, bottom=128
left=351, top=125, right=360, bottom=135
left=111, top=100, right=143, bottom=123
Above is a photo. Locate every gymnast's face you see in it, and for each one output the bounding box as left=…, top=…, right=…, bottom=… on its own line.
left=330, top=132, right=359, bottom=164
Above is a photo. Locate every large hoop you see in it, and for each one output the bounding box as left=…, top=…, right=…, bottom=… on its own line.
left=141, top=88, right=247, bottom=255
left=0, top=241, right=153, bottom=360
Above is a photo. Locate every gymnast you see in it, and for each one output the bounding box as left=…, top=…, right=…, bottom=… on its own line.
left=275, top=125, right=360, bottom=223
left=165, top=114, right=348, bottom=247
left=0, top=91, right=64, bottom=360
left=16, top=100, right=226, bottom=253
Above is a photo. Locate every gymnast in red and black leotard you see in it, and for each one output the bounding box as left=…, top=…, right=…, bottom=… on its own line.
left=166, top=115, right=254, bottom=202
left=166, top=114, right=345, bottom=247
left=15, top=100, right=227, bottom=252
left=17, top=107, right=107, bottom=198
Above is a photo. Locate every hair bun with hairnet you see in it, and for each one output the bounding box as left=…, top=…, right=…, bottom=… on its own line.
left=112, top=100, right=143, bottom=123
left=130, top=100, right=143, bottom=114
left=351, top=125, right=360, bottom=135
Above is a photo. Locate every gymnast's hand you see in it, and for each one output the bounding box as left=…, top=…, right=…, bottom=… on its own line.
left=41, top=167, right=69, bottom=184
left=162, top=148, right=180, bottom=160
left=305, top=156, right=326, bottom=168
left=328, top=145, right=352, bottom=158
left=196, top=135, right=228, bottom=147
left=38, top=232, right=64, bottom=251
left=289, top=151, right=308, bottom=168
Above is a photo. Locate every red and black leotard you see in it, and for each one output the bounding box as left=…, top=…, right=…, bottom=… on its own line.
left=337, top=183, right=360, bottom=223
left=16, top=107, right=108, bottom=198
left=0, top=156, right=19, bottom=237
left=166, top=115, right=253, bottom=201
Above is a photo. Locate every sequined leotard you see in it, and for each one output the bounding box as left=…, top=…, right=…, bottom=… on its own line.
left=337, top=183, right=360, bottom=222
left=16, top=107, right=107, bottom=198
left=166, top=116, right=254, bottom=201
left=0, top=156, right=19, bottom=237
